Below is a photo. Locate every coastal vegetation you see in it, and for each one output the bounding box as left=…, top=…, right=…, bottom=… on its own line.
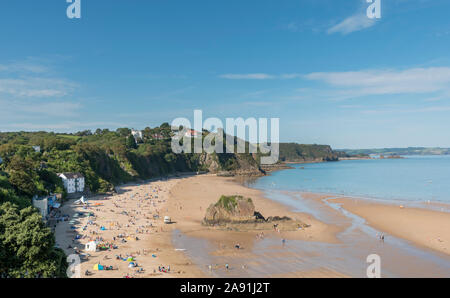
left=0, top=126, right=349, bottom=211
left=339, top=147, right=450, bottom=156
left=278, top=143, right=340, bottom=162
left=0, top=124, right=345, bottom=277
left=0, top=202, right=68, bottom=278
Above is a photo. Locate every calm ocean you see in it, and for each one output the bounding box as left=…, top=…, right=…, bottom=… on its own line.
left=175, top=155, right=450, bottom=277
left=249, top=155, right=450, bottom=203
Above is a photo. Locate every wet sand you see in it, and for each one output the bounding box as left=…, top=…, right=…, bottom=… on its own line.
left=56, top=173, right=450, bottom=278
left=56, top=174, right=343, bottom=278
left=166, top=175, right=341, bottom=244
left=332, top=197, right=450, bottom=255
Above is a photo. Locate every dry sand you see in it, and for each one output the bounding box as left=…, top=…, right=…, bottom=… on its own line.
left=56, top=176, right=205, bottom=278
left=56, top=174, right=341, bottom=278
left=166, top=175, right=341, bottom=244
left=332, top=197, right=450, bottom=255
left=55, top=173, right=450, bottom=278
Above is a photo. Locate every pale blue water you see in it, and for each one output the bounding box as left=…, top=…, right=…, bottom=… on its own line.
left=173, top=155, right=450, bottom=277
left=250, top=155, right=450, bottom=203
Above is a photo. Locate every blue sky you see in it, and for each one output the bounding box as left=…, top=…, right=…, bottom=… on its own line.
left=1, top=0, right=450, bottom=149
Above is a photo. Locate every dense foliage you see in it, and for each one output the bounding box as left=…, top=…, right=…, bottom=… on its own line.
left=0, top=125, right=209, bottom=197
left=0, top=127, right=346, bottom=203
left=0, top=202, right=68, bottom=278
left=338, top=147, right=450, bottom=156
left=278, top=143, right=340, bottom=162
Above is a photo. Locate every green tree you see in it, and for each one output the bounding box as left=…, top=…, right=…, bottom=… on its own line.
left=7, top=156, right=37, bottom=197
left=116, top=128, right=131, bottom=137
left=0, top=202, right=68, bottom=278
left=126, top=135, right=137, bottom=149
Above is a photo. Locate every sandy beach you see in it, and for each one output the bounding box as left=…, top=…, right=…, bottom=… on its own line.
left=56, top=176, right=206, bottom=278
left=56, top=174, right=342, bottom=278
left=332, top=197, right=450, bottom=255
left=56, top=173, right=450, bottom=278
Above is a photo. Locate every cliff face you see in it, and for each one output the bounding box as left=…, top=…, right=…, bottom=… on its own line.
left=278, top=143, right=339, bottom=163
left=207, top=152, right=264, bottom=177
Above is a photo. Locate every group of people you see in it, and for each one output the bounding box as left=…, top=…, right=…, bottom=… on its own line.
left=158, top=265, right=170, bottom=273
left=58, top=181, right=177, bottom=278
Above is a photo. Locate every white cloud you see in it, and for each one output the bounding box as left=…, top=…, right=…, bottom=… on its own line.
left=362, top=105, right=450, bottom=115
left=219, top=73, right=301, bottom=80
left=0, top=77, right=76, bottom=98
left=328, top=13, right=376, bottom=35
left=220, top=73, right=275, bottom=80
left=0, top=59, right=83, bottom=127
left=2, top=121, right=129, bottom=132
left=0, top=99, right=82, bottom=118
left=0, top=62, right=48, bottom=74
left=0, top=60, right=77, bottom=98
left=305, top=67, right=450, bottom=96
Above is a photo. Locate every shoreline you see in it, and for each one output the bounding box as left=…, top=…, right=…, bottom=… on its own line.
left=55, top=173, right=344, bottom=278
left=166, top=175, right=450, bottom=276
left=241, top=184, right=450, bottom=257
left=331, top=197, right=450, bottom=256
left=56, top=170, right=450, bottom=278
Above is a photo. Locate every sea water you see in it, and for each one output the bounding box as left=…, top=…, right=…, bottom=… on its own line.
left=174, top=155, right=450, bottom=277
left=249, top=155, right=450, bottom=203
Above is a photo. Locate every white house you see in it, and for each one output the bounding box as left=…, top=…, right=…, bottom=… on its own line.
left=32, top=146, right=41, bottom=153
left=185, top=129, right=201, bottom=138
left=32, top=196, right=48, bottom=218
left=32, top=194, right=60, bottom=219
left=131, top=129, right=143, bottom=141
left=58, top=172, right=85, bottom=194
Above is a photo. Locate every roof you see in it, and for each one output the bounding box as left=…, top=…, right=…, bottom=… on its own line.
left=60, top=172, right=84, bottom=179
left=185, top=129, right=199, bottom=136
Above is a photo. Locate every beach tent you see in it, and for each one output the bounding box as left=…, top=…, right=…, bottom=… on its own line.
left=93, top=264, right=104, bottom=271
left=128, top=262, right=136, bottom=268
left=85, top=241, right=98, bottom=252
left=74, top=196, right=87, bottom=205
left=126, top=257, right=134, bottom=262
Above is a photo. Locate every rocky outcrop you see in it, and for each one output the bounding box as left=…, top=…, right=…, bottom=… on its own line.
left=203, top=195, right=302, bottom=229
left=204, top=196, right=257, bottom=225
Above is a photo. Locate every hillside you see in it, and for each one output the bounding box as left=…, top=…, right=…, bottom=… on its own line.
left=0, top=125, right=349, bottom=210
left=0, top=125, right=266, bottom=206
left=0, top=126, right=341, bottom=278
left=278, top=143, right=340, bottom=163
left=339, top=147, right=450, bottom=156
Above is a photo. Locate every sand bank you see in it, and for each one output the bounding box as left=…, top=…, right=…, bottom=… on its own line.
left=55, top=174, right=341, bottom=278
left=55, top=172, right=450, bottom=278
left=332, top=197, right=450, bottom=255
